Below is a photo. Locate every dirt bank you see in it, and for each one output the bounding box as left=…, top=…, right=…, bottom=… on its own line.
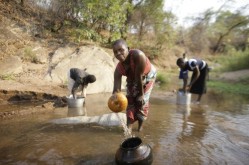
left=218, top=69, right=249, bottom=82
left=0, top=80, right=68, bottom=119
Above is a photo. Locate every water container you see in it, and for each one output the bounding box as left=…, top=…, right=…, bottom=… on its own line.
left=176, top=90, right=191, bottom=105
left=67, top=95, right=85, bottom=108
left=115, top=137, right=153, bottom=165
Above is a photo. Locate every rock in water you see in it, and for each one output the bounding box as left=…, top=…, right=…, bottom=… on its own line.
left=51, top=112, right=126, bottom=127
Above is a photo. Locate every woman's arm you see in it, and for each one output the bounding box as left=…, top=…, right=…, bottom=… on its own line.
left=113, top=67, right=122, bottom=94
left=72, top=82, right=79, bottom=99
left=81, top=86, right=86, bottom=97
left=133, top=50, right=146, bottom=102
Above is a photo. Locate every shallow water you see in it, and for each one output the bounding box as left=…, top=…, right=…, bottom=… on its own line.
left=0, top=91, right=249, bottom=165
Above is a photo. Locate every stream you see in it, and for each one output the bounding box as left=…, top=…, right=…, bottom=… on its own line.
left=0, top=91, right=249, bottom=165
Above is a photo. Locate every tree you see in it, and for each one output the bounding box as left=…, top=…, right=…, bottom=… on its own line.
left=77, top=0, right=132, bottom=42
left=209, top=11, right=249, bottom=53
left=184, top=9, right=214, bottom=54
left=20, top=0, right=24, bottom=6
left=184, top=1, right=249, bottom=55
left=129, top=0, right=165, bottom=40
left=128, top=0, right=176, bottom=58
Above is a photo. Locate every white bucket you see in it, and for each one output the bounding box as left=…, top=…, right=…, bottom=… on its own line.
left=176, top=91, right=191, bottom=105
left=67, top=95, right=85, bottom=108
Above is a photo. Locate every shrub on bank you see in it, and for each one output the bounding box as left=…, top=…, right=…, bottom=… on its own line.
left=215, top=50, right=249, bottom=72
left=208, top=80, right=249, bottom=95
left=155, top=72, right=171, bottom=89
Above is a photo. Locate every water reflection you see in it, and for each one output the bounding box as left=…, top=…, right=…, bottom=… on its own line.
left=67, top=103, right=87, bottom=117
left=207, top=91, right=249, bottom=114
left=178, top=105, right=208, bottom=143
left=177, top=104, right=192, bottom=119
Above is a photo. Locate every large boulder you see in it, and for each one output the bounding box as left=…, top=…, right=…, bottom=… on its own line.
left=44, top=45, right=116, bottom=94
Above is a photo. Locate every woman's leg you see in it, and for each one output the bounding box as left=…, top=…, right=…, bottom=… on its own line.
left=197, top=94, right=202, bottom=101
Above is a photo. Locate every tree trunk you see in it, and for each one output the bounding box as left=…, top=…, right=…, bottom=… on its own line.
left=213, top=20, right=248, bottom=54
left=120, top=0, right=133, bottom=40
left=20, top=0, right=24, bottom=6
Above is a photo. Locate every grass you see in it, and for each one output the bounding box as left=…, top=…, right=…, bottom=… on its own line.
left=23, top=47, right=40, bottom=63
left=0, top=73, right=15, bottom=80
left=208, top=80, right=249, bottom=95
left=155, top=71, right=175, bottom=90
left=214, top=50, right=249, bottom=72
left=208, top=50, right=249, bottom=95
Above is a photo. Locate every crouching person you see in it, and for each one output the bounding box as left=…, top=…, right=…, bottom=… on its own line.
left=67, top=68, right=96, bottom=99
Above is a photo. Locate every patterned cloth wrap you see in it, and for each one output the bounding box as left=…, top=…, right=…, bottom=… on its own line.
left=125, top=64, right=157, bottom=123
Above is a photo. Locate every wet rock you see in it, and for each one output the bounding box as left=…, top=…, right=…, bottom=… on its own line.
left=8, top=92, right=38, bottom=101
left=42, top=93, right=58, bottom=100
left=53, top=97, right=67, bottom=107
left=0, top=110, right=17, bottom=119
left=1, top=90, right=8, bottom=94
left=42, top=102, right=54, bottom=109
left=51, top=112, right=127, bottom=127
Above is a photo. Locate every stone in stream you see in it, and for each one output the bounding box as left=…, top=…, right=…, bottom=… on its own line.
left=51, top=112, right=127, bottom=127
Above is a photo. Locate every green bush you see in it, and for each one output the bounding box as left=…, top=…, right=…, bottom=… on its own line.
left=23, top=47, right=39, bottom=63
left=0, top=73, right=15, bottom=80
left=216, top=50, right=249, bottom=72
left=208, top=80, right=249, bottom=95
left=156, top=72, right=171, bottom=87
left=70, top=27, right=102, bottom=43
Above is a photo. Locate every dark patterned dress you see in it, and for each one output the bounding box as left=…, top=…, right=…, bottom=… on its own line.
left=182, top=59, right=208, bottom=94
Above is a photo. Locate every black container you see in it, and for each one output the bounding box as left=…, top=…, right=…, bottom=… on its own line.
left=115, top=137, right=153, bottom=165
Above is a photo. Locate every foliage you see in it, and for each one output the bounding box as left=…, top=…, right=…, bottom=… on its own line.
left=128, top=0, right=176, bottom=58
left=155, top=72, right=171, bottom=87
left=187, top=23, right=210, bottom=53
left=214, top=50, right=249, bottom=71
left=73, top=0, right=131, bottom=43
left=22, top=0, right=177, bottom=56
left=180, top=6, right=249, bottom=55
left=208, top=80, right=249, bottom=95
left=208, top=11, right=249, bottom=53
left=23, top=47, right=39, bottom=63
left=69, top=26, right=102, bottom=42
left=8, top=0, right=249, bottom=63
left=0, top=73, right=15, bottom=80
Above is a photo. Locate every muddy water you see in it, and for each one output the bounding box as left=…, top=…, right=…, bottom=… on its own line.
left=0, top=91, right=249, bottom=165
